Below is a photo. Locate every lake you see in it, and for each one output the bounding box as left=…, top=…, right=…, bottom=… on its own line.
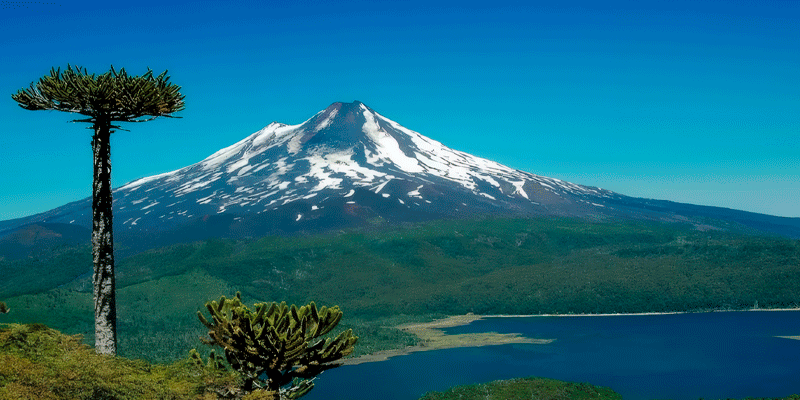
left=306, top=311, right=800, bottom=400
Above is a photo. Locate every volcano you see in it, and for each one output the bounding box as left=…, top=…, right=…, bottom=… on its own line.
left=2, top=101, right=798, bottom=250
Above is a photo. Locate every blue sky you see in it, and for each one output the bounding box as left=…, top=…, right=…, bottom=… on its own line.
left=1, top=0, right=798, bottom=220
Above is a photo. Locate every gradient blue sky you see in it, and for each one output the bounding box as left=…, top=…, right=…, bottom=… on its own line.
left=1, top=0, right=798, bottom=220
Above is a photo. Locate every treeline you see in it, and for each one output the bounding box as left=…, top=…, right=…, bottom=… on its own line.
left=107, top=217, right=797, bottom=317
left=0, top=245, right=91, bottom=298
left=0, top=323, right=241, bottom=399
left=2, top=217, right=799, bottom=362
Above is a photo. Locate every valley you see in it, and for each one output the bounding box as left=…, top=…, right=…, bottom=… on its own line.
left=1, top=217, right=798, bottom=364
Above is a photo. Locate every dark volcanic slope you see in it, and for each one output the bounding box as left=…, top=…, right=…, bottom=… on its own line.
left=2, top=101, right=798, bottom=245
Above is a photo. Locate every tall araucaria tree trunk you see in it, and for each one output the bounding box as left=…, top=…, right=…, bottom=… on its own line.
left=91, top=118, right=117, bottom=355
left=12, top=65, right=185, bottom=355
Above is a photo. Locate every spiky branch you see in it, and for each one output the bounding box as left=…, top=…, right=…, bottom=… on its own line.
left=12, top=65, right=185, bottom=124
left=197, top=293, right=358, bottom=399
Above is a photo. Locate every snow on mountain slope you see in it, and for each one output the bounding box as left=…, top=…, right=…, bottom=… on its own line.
left=7, top=100, right=797, bottom=243
left=0, top=102, right=609, bottom=234
left=102, top=101, right=614, bottom=230
left=1, top=101, right=626, bottom=234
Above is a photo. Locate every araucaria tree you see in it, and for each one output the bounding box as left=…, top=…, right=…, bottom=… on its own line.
left=197, top=293, right=358, bottom=399
left=12, top=65, right=184, bottom=355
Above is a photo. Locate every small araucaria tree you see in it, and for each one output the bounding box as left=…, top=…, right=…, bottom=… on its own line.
left=196, top=293, right=358, bottom=399
left=12, top=65, right=184, bottom=355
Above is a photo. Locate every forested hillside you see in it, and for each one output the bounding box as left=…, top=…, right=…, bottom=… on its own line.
left=1, top=217, right=798, bottom=362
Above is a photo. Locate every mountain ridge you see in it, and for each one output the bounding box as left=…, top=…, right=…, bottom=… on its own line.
left=1, top=101, right=799, bottom=249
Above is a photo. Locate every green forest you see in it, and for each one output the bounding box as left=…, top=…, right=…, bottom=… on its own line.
left=1, top=216, right=798, bottom=364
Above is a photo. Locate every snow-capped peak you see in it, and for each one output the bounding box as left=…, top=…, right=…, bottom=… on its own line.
left=51, top=101, right=614, bottom=233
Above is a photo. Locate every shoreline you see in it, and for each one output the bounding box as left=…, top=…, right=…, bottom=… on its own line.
left=343, top=313, right=551, bottom=366
left=343, top=308, right=800, bottom=365
left=481, top=307, right=800, bottom=318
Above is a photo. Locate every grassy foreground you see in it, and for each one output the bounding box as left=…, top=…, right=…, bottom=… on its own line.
left=0, top=323, right=241, bottom=400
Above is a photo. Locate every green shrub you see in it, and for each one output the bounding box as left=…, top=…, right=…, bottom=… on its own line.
left=418, top=377, right=622, bottom=400
left=197, top=294, right=357, bottom=399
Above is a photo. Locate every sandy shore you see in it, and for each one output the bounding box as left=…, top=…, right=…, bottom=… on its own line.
left=343, top=308, right=800, bottom=365
left=343, top=314, right=552, bottom=365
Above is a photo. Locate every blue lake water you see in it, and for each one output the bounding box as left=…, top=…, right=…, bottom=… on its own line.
left=306, top=311, right=800, bottom=400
